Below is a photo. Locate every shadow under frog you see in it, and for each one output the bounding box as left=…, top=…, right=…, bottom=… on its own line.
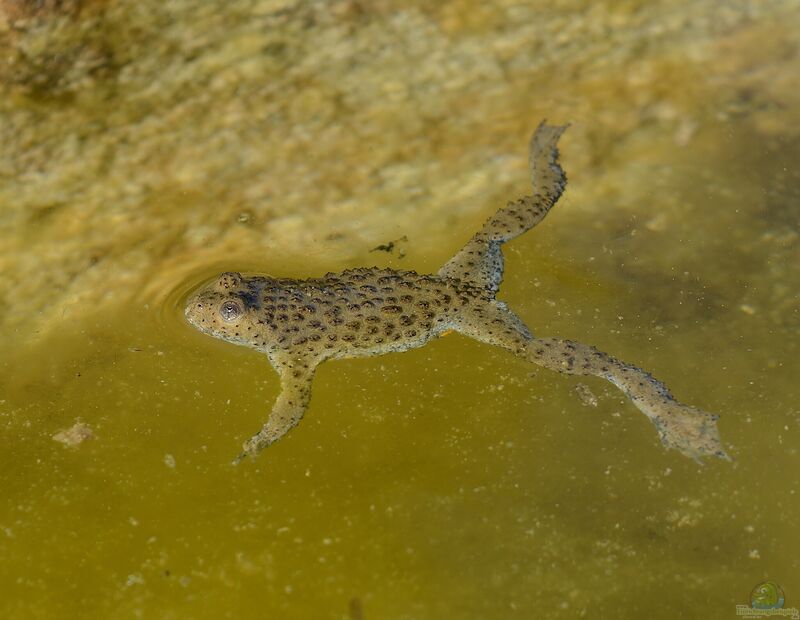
left=185, top=123, right=730, bottom=465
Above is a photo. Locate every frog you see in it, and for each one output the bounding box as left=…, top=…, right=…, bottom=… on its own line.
left=184, top=122, right=730, bottom=465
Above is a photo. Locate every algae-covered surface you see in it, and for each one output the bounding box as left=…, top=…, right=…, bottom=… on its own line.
left=1, top=1, right=799, bottom=618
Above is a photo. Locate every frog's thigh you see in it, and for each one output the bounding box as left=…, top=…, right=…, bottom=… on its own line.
left=450, top=302, right=531, bottom=350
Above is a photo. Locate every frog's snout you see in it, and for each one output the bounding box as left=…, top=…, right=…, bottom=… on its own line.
left=184, top=293, right=206, bottom=327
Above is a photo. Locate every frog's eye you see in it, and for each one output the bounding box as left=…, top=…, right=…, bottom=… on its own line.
left=219, top=300, right=243, bottom=322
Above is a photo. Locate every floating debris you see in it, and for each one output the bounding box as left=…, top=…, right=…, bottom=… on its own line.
left=370, top=235, right=408, bottom=257
left=575, top=383, right=599, bottom=407
left=348, top=597, right=364, bottom=620
left=52, top=420, right=94, bottom=447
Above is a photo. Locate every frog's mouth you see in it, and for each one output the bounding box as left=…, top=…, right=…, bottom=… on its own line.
left=184, top=306, right=198, bottom=327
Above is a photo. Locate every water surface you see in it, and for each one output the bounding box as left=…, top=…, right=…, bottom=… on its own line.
left=1, top=1, right=798, bottom=618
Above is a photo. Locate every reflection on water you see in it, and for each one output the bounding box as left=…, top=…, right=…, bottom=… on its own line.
left=1, top=1, right=799, bottom=618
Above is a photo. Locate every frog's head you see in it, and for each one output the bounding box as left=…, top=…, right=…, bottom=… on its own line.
left=184, top=272, right=267, bottom=349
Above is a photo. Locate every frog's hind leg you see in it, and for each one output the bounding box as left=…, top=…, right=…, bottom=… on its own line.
left=452, top=303, right=730, bottom=463
left=438, top=122, right=568, bottom=296
left=235, top=352, right=320, bottom=463
left=520, top=339, right=730, bottom=463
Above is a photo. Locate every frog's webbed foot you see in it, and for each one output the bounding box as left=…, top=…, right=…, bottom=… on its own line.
left=234, top=354, right=318, bottom=463
left=648, top=401, right=731, bottom=464
left=601, top=359, right=732, bottom=463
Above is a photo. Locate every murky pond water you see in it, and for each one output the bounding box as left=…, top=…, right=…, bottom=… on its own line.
left=1, top=1, right=799, bottom=618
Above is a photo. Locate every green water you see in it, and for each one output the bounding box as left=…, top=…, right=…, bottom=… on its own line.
left=3, top=147, right=799, bottom=617
left=2, top=1, right=800, bottom=619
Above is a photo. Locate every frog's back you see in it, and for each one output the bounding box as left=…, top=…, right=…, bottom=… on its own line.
left=254, top=267, right=483, bottom=359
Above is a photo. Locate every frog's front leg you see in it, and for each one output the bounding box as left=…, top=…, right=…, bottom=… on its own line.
left=234, top=352, right=320, bottom=463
